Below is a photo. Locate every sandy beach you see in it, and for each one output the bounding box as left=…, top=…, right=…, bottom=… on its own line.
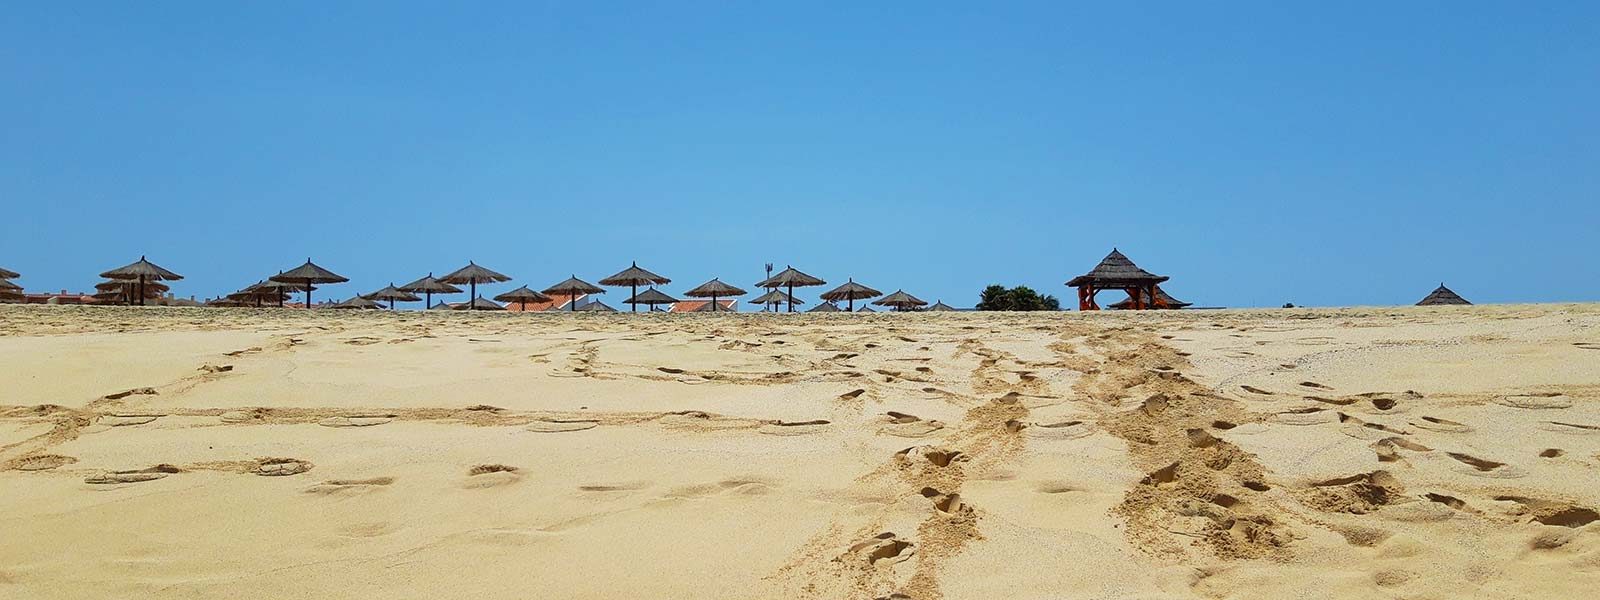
left=2, top=303, right=1597, bottom=599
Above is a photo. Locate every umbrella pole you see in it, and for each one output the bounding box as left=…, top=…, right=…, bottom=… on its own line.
left=470, top=280, right=477, bottom=311
left=631, top=283, right=637, bottom=312
left=306, top=281, right=312, bottom=308
left=139, top=275, right=146, bottom=306
left=425, top=291, right=431, bottom=309
left=571, top=291, right=576, bottom=312
left=788, top=283, right=794, bottom=313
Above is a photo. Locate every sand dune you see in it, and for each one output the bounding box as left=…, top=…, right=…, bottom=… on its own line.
left=1, top=303, right=1597, bottom=599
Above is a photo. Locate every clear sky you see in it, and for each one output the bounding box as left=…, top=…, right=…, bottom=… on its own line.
left=3, top=2, right=1596, bottom=308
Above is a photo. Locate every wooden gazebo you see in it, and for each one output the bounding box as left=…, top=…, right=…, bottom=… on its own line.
left=1065, top=249, right=1169, bottom=311
left=1416, top=284, right=1471, bottom=306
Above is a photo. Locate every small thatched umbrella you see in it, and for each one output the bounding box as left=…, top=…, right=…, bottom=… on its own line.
left=755, top=266, right=826, bottom=313
left=873, top=290, right=929, bottom=312
left=365, top=283, right=421, bottom=309
left=600, top=262, right=671, bottom=313
left=0, top=278, right=21, bottom=292
left=495, top=286, right=553, bottom=311
left=856, top=305, right=877, bottom=313
left=456, top=296, right=506, bottom=311
left=807, top=301, right=841, bottom=313
left=0, top=267, right=18, bottom=279
left=96, top=279, right=169, bottom=305
left=927, top=300, right=958, bottom=312
left=543, top=276, right=605, bottom=312
left=624, top=287, right=677, bottom=312
left=440, top=262, right=511, bottom=310
left=749, top=289, right=803, bottom=311
left=100, top=256, right=183, bottom=306
left=684, top=279, right=746, bottom=312
left=1417, top=284, right=1471, bottom=306
left=576, top=300, right=618, bottom=312
left=399, top=273, right=462, bottom=309
left=226, top=282, right=290, bottom=308
left=819, top=278, right=882, bottom=312
left=0, top=277, right=22, bottom=303
left=330, top=296, right=383, bottom=310
left=270, top=259, right=348, bottom=308
left=428, top=301, right=457, bottom=311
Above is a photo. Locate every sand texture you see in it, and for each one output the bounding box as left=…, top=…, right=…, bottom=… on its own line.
left=1, top=303, right=1598, bottom=599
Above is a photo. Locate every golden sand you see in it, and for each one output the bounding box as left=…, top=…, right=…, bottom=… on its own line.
left=1, top=304, right=1597, bottom=599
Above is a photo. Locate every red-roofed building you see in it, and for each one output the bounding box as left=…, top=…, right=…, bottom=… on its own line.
left=503, top=294, right=588, bottom=312
left=669, top=300, right=737, bottom=313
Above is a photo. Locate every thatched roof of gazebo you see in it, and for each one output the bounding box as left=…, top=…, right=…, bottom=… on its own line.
left=1417, top=284, right=1471, bottom=306
left=872, top=290, right=928, bottom=309
left=440, top=262, right=511, bottom=285
left=624, top=288, right=678, bottom=306
left=819, top=279, right=881, bottom=301
left=749, top=290, right=803, bottom=306
left=684, top=279, right=747, bottom=298
left=494, top=286, right=553, bottom=304
left=543, top=276, right=605, bottom=296
left=101, top=256, right=183, bottom=281
left=365, top=284, right=420, bottom=303
left=1066, top=249, right=1168, bottom=287
left=600, top=262, right=670, bottom=287
left=757, top=266, right=825, bottom=289
left=271, top=259, right=348, bottom=284
left=399, top=273, right=462, bottom=294
left=1109, top=285, right=1191, bottom=310
left=807, top=302, right=841, bottom=313
left=96, top=279, right=170, bottom=293
left=927, top=300, right=957, bottom=312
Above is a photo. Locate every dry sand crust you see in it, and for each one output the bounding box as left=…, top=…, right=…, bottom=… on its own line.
left=1, top=303, right=1598, bottom=599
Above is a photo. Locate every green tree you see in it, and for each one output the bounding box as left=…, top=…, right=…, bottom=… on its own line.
left=976, top=284, right=1060, bottom=311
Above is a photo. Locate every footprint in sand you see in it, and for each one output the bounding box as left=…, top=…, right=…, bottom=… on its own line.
left=1494, top=394, right=1573, bottom=410
left=1495, top=496, right=1600, bottom=528
left=1272, top=407, right=1339, bottom=426
left=103, top=387, right=157, bottom=400
left=1537, top=421, right=1600, bottom=435
left=318, top=416, right=394, bottom=428
left=846, top=532, right=916, bottom=565
left=84, top=465, right=182, bottom=485
left=1445, top=452, right=1525, bottom=479
left=1023, top=420, right=1095, bottom=440
left=11, top=454, right=77, bottom=471
left=304, top=477, right=395, bottom=496
left=880, top=415, right=947, bottom=438
left=1410, top=416, right=1473, bottom=433
left=919, top=487, right=970, bottom=515
left=98, top=414, right=161, bottom=427
left=525, top=419, right=598, bottom=433
left=1240, top=385, right=1275, bottom=396
left=657, top=411, right=761, bottom=431
left=1299, top=381, right=1334, bottom=391
left=757, top=420, right=831, bottom=436
left=220, top=408, right=267, bottom=424
left=462, top=464, right=521, bottom=489
left=255, top=458, right=314, bottom=476
left=895, top=445, right=965, bottom=468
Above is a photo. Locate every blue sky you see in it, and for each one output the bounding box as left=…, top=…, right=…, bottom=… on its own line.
left=3, top=2, right=1596, bottom=308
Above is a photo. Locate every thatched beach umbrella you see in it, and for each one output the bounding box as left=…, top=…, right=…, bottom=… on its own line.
left=0, top=267, right=18, bottom=279
left=1417, top=283, right=1471, bottom=306
left=755, top=266, right=825, bottom=313
left=543, top=276, right=604, bottom=312
left=857, top=305, right=877, bottom=313
left=365, top=283, right=420, bottom=309
left=100, top=256, right=183, bottom=306
left=456, top=296, right=506, bottom=311
left=928, top=300, right=958, bottom=312
left=807, top=301, right=841, bottom=313
left=576, top=300, right=618, bottom=312
left=428, top=301, right=456, bottom=311
left=873, top=290, right=928, bottom=312
left=330, top=296, right=383, bottom=310
left=1109, top=285, right=1191, bottom=310
left=399, top=273, right=462, bottom=309
left=624, top=287, right=677, bottom=312
left=749, top=289, right=803, bottom=311
left=600, top=261, right=671, bottom=312
left=440, top=262, right=511, bottom=311
left=819, top=278, right=881, bottom=312
left=494, top=286, right=553, bottom=311
left=226, top=282, right=291, bottom=308
left=270, top=259, right=348, bottom=308
left=684, top=279, right=746, bottom=312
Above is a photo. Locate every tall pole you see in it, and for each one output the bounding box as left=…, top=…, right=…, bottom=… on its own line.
left=306, top=280, right=313, bottom=308
left=631, top=283, right=638, bottom=312
left=470, top=279, right=477, bottom=311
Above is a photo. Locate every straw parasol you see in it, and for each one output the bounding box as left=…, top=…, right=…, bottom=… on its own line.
left=365, top=283, right=421, bottom=309
left=872, top=290, right=928, bottom=312
left=543, top=276, right=605, bottom=312
left=600, top=261, right=671, bottom=312
left=227, top=282, right=294, bottom=307
left=856, top=305, right=877, bottom=313
left=807, top=301, right=840, bottom=313
left=270, top=259, right=348, bottom=308
left=440, top=262, right=511, bottom=310
left=819, top=278, right=882, bottom=312
left=927, top=300, right=958, bottom=312
left=749, top=289, right=804, bottom=311
left=100, top=256, right=183, bottom=306
left=624, top=287, right=677, bottom=312
left=428, top=301, right=457, bottom=311
left=683, top=279, right=746, bottom=312
left=329, top=296, right=383, bottom=310
left=756, top=266, right=825, bottom=313
left=494, top=286, right=553, bottom=311
left=1416, top=284, right=1471, bottom=306
left=456, top=296, right=506, bottom=311
left=1066, top=249, right=1169, bottom=311
left=399, top=273, right=462, bottom=309
left=576, top=300, right=618, bottom=312
left=1108, top=285, right=1191, bottom=310
left=0, top=267, right=18, bottom=279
